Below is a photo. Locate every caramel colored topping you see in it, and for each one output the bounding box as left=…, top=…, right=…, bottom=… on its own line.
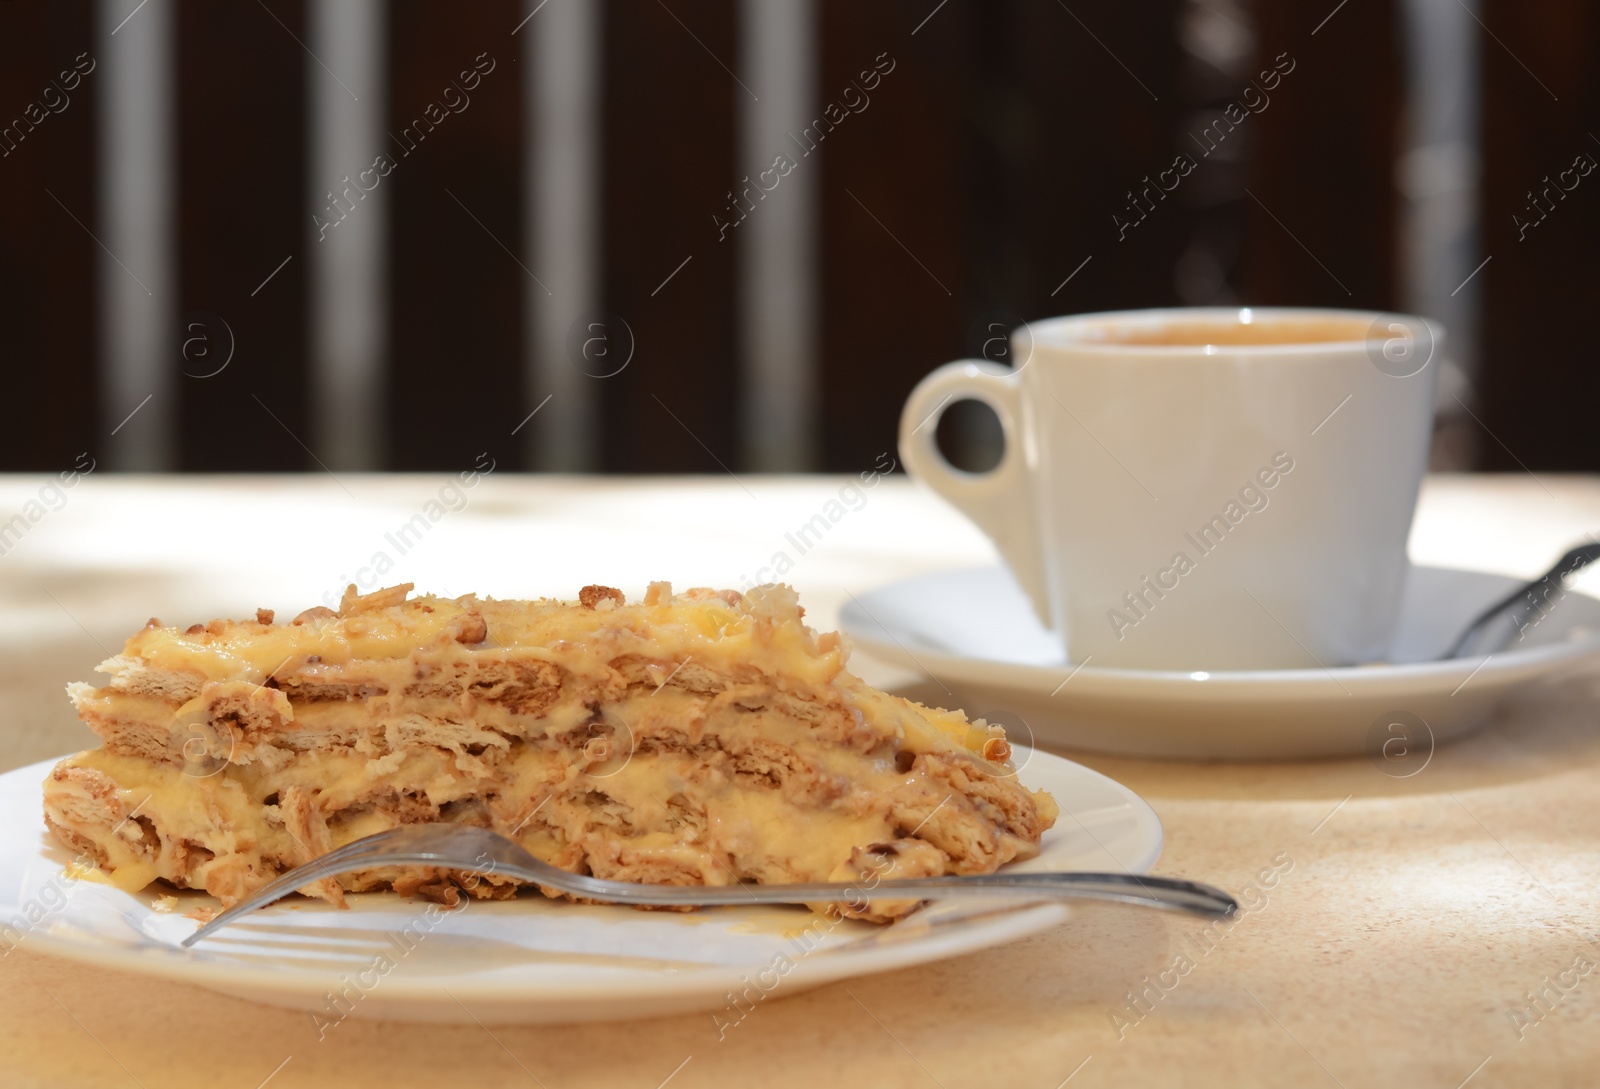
left=579, top=585, right=625, bottom=610
left=452, top=612, right=488, bottom=644
left=982, top=737, right=1012, bottom=763
left=341, top=582, right=414, bottom=616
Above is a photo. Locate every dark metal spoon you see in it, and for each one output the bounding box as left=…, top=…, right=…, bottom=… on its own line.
left=1443, top=541, right=1600, bottom=659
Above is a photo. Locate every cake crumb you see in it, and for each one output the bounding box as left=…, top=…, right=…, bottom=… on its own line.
left=452, top=611, right=488, bottom=644
left=579, top=585, right=625, bottom=610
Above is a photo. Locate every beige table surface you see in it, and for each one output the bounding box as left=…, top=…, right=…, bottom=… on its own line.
left=1, top=473, right=1598, bottom=1089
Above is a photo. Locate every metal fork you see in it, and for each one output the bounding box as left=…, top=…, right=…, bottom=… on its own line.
left=181, top=823, right=1235, bottom=946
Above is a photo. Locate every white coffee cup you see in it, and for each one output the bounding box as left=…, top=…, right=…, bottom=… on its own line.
left=899, top=307, right=1441, bottom=671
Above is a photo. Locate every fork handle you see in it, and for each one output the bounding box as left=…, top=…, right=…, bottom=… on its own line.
left=545, top=868, right=1238, bottom=917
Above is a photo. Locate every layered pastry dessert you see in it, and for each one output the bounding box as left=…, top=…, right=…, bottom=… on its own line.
left=43, top=582, right=1056, bottom=920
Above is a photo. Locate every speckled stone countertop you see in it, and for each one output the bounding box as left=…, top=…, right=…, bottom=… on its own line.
left=1, top=475, right=1597, bottom=1088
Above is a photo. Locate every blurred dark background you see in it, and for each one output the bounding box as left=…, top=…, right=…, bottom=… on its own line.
left=2, top=0, right=1596, bottom=476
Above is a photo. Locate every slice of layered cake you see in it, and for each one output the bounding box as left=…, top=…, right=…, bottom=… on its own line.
left=43, top=582, right=1056, bottom=920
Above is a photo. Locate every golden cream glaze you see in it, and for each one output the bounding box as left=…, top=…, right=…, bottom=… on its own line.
left=109, top=584, right=998, bottom=755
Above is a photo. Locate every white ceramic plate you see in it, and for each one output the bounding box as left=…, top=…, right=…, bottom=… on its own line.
left=0, top=750, right=1160, bottom=1024
left=841, top=565, right=1600, bottom=760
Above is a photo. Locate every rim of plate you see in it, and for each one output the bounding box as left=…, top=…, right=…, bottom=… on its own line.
left=18, top=901, right=1077, bottom=1003
left=2, top=749, right=1161, bottom=1003
left=841, top=567, right=1600, bottom=700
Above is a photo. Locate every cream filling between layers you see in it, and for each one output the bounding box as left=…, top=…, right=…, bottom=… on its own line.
left=49, top=730, right=929, bottom=897
left=59, top=676, right=1048, bottom=890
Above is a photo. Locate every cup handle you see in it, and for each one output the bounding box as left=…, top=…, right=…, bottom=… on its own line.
left=898, top=362, right=1051, bottom=626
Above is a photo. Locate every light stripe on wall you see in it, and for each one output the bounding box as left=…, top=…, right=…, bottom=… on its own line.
left=527, top=0, right=601, bottom=471
left=739, top=0, right=817, bottom=471
left=1399, top=0, right=1481, bottom=379
left=308, top=0, right=388, bottom=471
left=98, top=0, right=175, bottom=470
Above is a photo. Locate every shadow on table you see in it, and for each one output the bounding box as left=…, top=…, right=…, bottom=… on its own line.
left=890, top=669, right=1600, bottom=802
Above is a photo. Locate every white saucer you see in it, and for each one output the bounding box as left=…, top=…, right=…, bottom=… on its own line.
left=841, top=565, right=1600, bottom=760
left=0, top=751, right=1159, bottom=1024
